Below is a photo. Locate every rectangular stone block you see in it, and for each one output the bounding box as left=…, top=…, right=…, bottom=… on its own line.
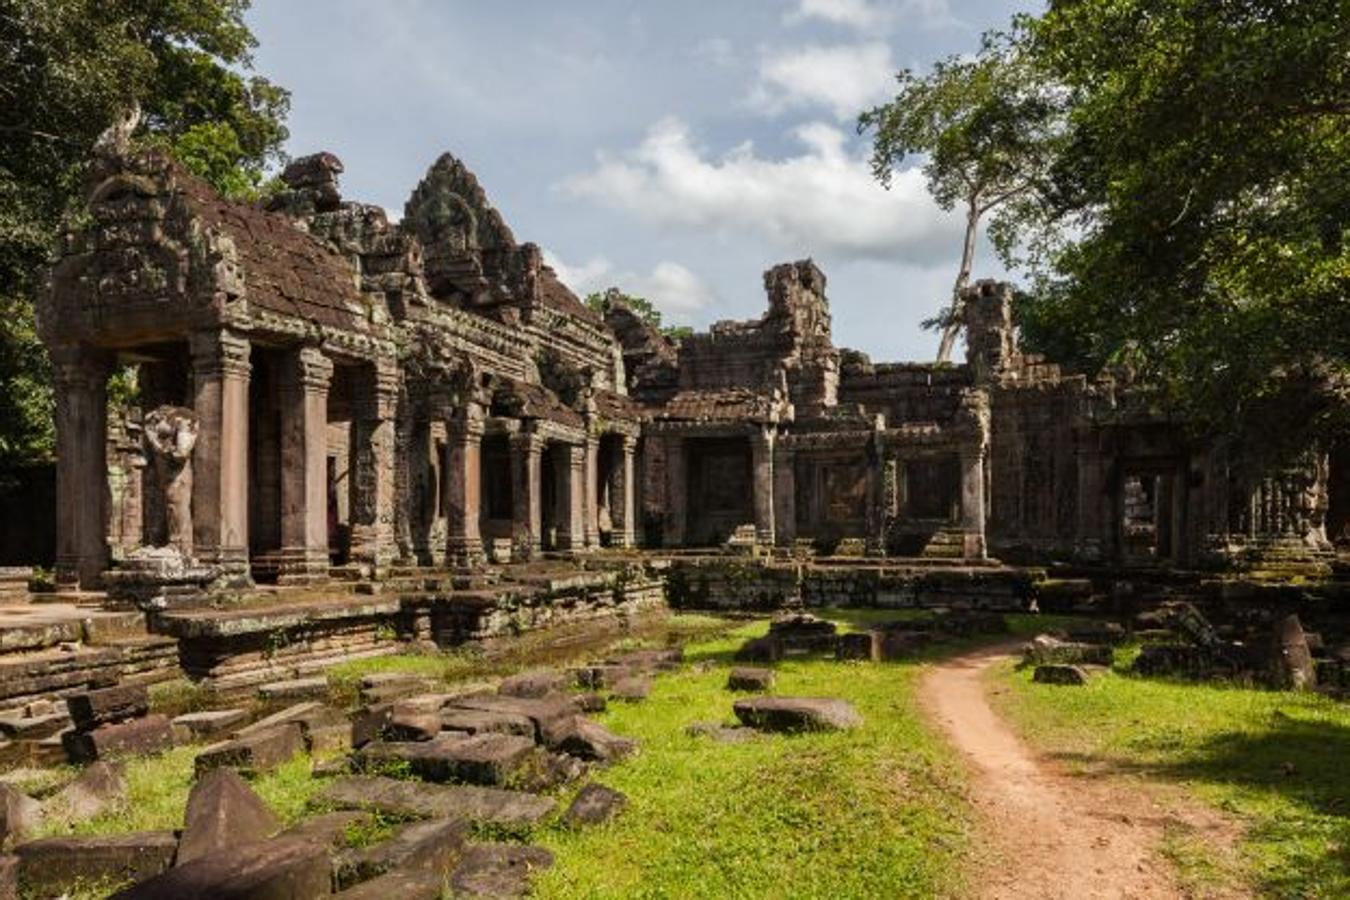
left=111, top=837, right=330, bottom=899
left=14, top=832, right=176, bottom=895
left=62, top=714, right=174, bottom=763
left=170, top=709, right=249, bottom=743
left=835, top=632, right=880, bottom=661
left=356, top=733, right=537, bottom=786
left=334, top=817, right=466, bottom=890
left=319, top=776, right=555, bottom=828
left=195, top=723, right=304, bottom=777
left=445, top=695, right=573, bottom=743
left=65, top=684, right=150, bottom=730
left=257, top=677, right=329, bottom=702
left=440, top=708, right=535, bottom=738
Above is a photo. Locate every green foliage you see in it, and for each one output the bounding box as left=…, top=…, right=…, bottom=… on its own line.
left=994, top=656, right=1350, bottom=897
left=859, top=34, right=1062, bottom=360
left=1010, top=0, right=1350, bottom=443
left=0, top=0, right=290, bottom=475
left=585, top=288, right=692, bottom=341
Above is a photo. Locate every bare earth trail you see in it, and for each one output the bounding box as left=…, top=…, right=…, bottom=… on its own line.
left=919, top=643, right=1244, bottom=900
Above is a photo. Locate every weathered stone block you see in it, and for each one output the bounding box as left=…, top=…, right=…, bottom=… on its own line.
left=171, top=709, right=249, bottom=743
left=450, top=844, right=553, bottom=899
left=383, top=710, right=442, bottom=742
left=257, top=677, right=329, bottom=703
left=446, top=695, right=574, bottom=742
left=194, top=723, right=304, bottom=777
left=16, top=832, right=177, bottom=895
left=834, top=632, right=880, bottom=661
left=356, top=733, right=537, bottom=786
left=42, top=761, right=125, bottom=822
left=609, top=675, right=651, bottom=702
left=571, top=664, right=634, bottom=689
left=110, top=837, right=330, bottom=899
left=726, top=667, right=774, bottom=691
left=733, top=697, right=862, bottom=732
left=733, top=636, right=783, bottom=663
left=65, top=684, right=150, bottom=730
left=440, top=707, right=535, bottom=738
left=562, top=783, right=626, bottom=827
left=569, top=692, right=606, bottom=714
left=498, top=671, right=566, bottom=699
left=876, top=630, right=929, bottom=661
left=333, top=866, right=447, bottom=899
left=0, top=785, right=41, bottom=848
left=177, top=768, right=280, bottom=865
left=1032, top=664, right=1093, bottom=686
left=0, top=712, right=71, bottom=740
left=334, top=817, right=466, bottom=890
left=319, top=776, right=555, bottom=829
left=1022, top=635, right=1113, bottom=667
left=540, top=716, right=636, bottom=763
left=63, top=714, right=174, bottom=763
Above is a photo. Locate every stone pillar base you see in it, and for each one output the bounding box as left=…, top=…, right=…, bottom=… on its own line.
left=962, top=533, right=987, bottom=560
left=274, top=547, right=330, bottom=583
left=447, top=537, right=486, bottom=568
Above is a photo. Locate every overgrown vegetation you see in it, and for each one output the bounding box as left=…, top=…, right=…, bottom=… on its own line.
left=991, top=655, right=1350, bottom=898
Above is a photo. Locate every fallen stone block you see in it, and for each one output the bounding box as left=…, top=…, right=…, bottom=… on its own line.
left=334, top=817, right=466, bottom=890
left=562, top=783, right=626, bottom=828
left=359, top=675, right=438, bottom=706
left=733, top=636, right=783, bottom=663
left=726, top=667, right=774, bottom=692
left=41, top=761, right=125, bottom=822
left=768, top=614, right=838, bottom=652
left=834, top=632, right=880, bottom=661
left=571, top=664, right=634, bottom=690
left=170, top=709, right=249, bottom=743
left=65, top=684, right=150, bottom=731
left=518, top=751, right=588, bottom=793
left=257, top=676, right=330, bottom=703
left=109, top=837, right=329, bottom=899
left=733, top=697, right=862, bottom=733
left=1032, top=664, right=1095, bottom=686
left=194, top=723, right=304, bottom=777
left=498, top=671, right=567, bottom=699
left=63, top=714, right=174, bottom=763
left=356, top=733, right=538, bottom=786
left=446, top=695, right=574, bottom=743
left=876, top=629, right=929, bottom=661
left=0, top=853, right=14, bottom=900
left=0, top=784, right=42, bottom=848
left=279, top=810, right=372, bottom=849
left=383, top=710, right=443, bottom=743
left=609, top=675, right=651, bottom=702
left=570, top=692, right=606, bottom=714
left=320, top=776, right=555, bottom=828
left=334, top=865, right=448, bottom=898
left=16, top=832, right=176, bottom=896
left=235, top=701, right=346, bottom=748
left=540, top=716, right=636, bottom=763
left=177, top=768, right=280, bottom=865
left=0, top=712, right=71, bottom=741
left=351, top=703, right=396, bottom=750
left=450, top=844, right=553, bottom=898
left=607, top=648, right=682, bottom=672
left=1022, top=635, right=1113, bottom=667
left=440, top=707, right=536, bottom=738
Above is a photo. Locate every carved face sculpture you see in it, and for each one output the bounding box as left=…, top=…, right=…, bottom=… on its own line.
left=143, top=405, right=199, bottom=462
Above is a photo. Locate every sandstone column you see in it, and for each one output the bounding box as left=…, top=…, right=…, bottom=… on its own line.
left=663, top=436, right=686, bottom=547
left=190, top=330, right=251, bottom=574
left=350, top=359, right=399, bottom=574
left=773, top=440, right=796, bottom=546
left=444, top=403, right=485, bottom=567
left=612, top=435, right=638, bottom=548
left=583, top=434, right=601, bottom=549
left=557, top=443, right=586, bottom=552
left=510, top=430, right=543, bottom=561
left=278, top=345, right=333, bottom=581
left=960, top=448, right=987, bottom=560
left=51, top=346, right=112, bottom=590
left=751, top=428, right=776, bottom=547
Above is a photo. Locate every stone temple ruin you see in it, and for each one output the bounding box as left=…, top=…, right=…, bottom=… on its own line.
left=0, top=146, right=1345, bottom=896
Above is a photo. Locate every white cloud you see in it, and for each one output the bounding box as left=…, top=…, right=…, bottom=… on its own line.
left=692, top=37, right=736, bottom=68
left=543, top=250, right=716, bottom=322
left=558, top=116, right=959, bottom=265
left=749, top=41, right=895, bottom=120
left=787, top=0, right=892, bottom=31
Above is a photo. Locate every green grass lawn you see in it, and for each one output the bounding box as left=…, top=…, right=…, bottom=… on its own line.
left=990, top=654, right=1350, bottom=899
left=532, top=616, right=971, bottom=899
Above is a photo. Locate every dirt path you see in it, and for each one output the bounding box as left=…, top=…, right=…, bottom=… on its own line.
left=920, top=643, right=1239, bottom=900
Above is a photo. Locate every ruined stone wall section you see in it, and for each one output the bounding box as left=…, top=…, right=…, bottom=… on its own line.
left=837, top=362, right=973, bottom=426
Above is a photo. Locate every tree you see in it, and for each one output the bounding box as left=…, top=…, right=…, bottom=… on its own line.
left=1012, top=0, right=1350, bottom=443
left=0, top=0, right=289, bottom=481
left=859, top=36, right=1062, bottom=362
left=585, top=289, right=693, bottom=340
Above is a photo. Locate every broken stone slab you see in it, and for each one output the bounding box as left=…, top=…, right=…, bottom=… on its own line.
left=562, top=783, right=626, bottom=828
left=383, top=710, right=443, bottom=743
left=355, top=733, right=538, bottom=786
left=608, top=675, right=651, bottom=702
left=440, top=707, right=536, bottom=738
left=235, top=701, right=346, bottom=744
left=517, top=751, right=588, bottom=793
left=41, top=760, right=125, bottom=822
left=685, top=722, right=756, bottom=744
left=0, top=784, right=42, bottom=848
left=540, top=716, right=636, bottom=763
left=571, top=664, right=635, bottom=690
left=333, top=865, right=448, bottom=899
left=450, top=844, right=554, bottom=898
left=0, top=712, right=71, bottom=741
left=1032, top=664, right=1096, bottom=686
left=359, top=674, right=438, bottom=706
left=570, top=692, right=606, bottom=714
left=607, top=648, right=682, bottom=672
left=333, top=816, right=466, bottom=891
left=446, top=695, right=575, bottom=743
left=733, top=636, right=783, bottom=663
left=876, top=629, right=930, bottom=661
left=319, top=775, right=556, bottom=829
left=733, top=697, right=862, bottom=733
left=110, top=836, right=330, bottom=900
left=176, top=767, right=280, bottom=865
left=257, top=676, right=330, bottom=703
left=63, top=714, right=174, bottom=763
left=170, top=709, right=249, bottom=743
left=726, top=667, right=774, bottom=692
left=498, top=671, right=567, bottom=699
left=768, top=613, right=838, bottom=652
left=1021, top=635, right=1113, bottom=668
left=278, top=809, right=372, bottom=849
left=16, top=832, right=177, bottom=896
left=195, top=723, right=304, bottom=777
left=65, top=684, right=150, bottom=731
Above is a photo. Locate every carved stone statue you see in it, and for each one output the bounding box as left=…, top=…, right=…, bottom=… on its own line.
left=143, top=405, right=199, bottom=557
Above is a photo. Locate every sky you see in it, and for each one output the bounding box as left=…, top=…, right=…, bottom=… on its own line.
left=245, top=0, right=1036, bottom=361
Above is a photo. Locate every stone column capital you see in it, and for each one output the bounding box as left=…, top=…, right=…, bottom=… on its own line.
left=190, top=329, right=251, bottom=378
left=620, top=433, right=639, bottom=454
left=296, top=345, right=334, bottom=391
left=49, top=345, right=112, bottom=387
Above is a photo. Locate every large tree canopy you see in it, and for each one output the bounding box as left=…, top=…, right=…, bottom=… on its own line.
left=0, top=0, right=289, bottom=479
left=1011, top=0, right=1350, bottom=442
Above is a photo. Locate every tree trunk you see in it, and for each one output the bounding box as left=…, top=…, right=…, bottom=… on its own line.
left=935, top=197, right=981, bottom=363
